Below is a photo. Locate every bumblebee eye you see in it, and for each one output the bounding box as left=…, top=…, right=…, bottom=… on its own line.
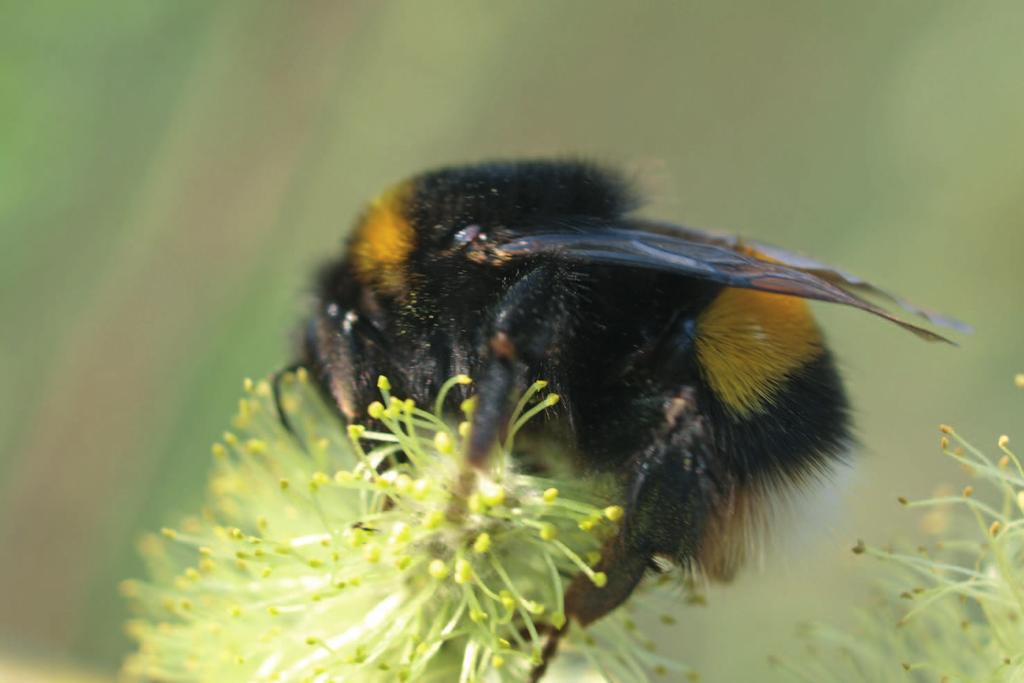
left=453, top=224, right=485, bottom=246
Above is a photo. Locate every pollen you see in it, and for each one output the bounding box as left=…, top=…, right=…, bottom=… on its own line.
left=604, top=505, right=625, bottom=522
left=473, top=533, right=492, bottom=554
left=433, top=431, right=453, bottom=454
left=428, top=559, right=449, bottom=580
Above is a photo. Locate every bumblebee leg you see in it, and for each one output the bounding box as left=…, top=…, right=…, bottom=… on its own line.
left=271, top=362, right=306, bottom=444
left=305, top=304, right=392, bottom=422
left=564, top=389, right=718, bottom=625
left=467, top=264, right=576, bottom=465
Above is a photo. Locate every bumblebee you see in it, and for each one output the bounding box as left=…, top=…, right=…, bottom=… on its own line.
left=298, top=160, right=964, bottom=638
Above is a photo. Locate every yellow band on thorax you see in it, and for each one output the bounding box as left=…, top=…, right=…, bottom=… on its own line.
left=350, top=183, right=415, bottom=296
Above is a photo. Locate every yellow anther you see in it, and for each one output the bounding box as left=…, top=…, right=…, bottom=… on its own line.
left=492, top=655, right=505, bottom=669
left=604, top=505, right=625, bottom=522
left=939, top=424, right=953, bottom=434
left=592, top=572, right=608, bottom=587
left=160, top=527, right=177, bottom=539
left=460, top=397, right=477, bottom=416
left=395, top=555, right=412, bottom=571
left=243, top=378, right=254, bottom=392
left=455, top=374, right=472, bottom=384
left=423, top=510, right=444, bottom=530
left=469, top=608, right=487, bottom=623
left=244, top=439, right=267, bottom=455
left=999, top=435, right=1010, bottom=448
left=255, top=380, right=271, bottom=397
left=480, top=481, right=505, bottom=507
left=394, top=474, right=413, bottom=494
left=223, top=431, right=238, bottom=445
left=367, top=402, right=385, bottom=419
left=428, top=559, right=449, bottom=580
left=473, top=532, right=492, bottom=554
left=412, top=478, right=432, bottom=498
left=211, top=443, right=227, bottom=459
left=364, top=545, right=381, bottom=563
left=391, top=522, right=411, bottom=544
left=296, top=367, right=309, bottom=383
left=543, top=488, right=559, bottom=503
left=539, top=523, right=558, bottom=541
left=455, top=558, right=473, bottom=584
left=377, top=375, right=391, bottom=391
left=458, top=421, right=471, bottom=438
left=434, top=431, right=454, bottom=454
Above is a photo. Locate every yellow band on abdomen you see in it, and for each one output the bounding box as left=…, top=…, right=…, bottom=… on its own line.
left=696, top=288, right=824, bottom=417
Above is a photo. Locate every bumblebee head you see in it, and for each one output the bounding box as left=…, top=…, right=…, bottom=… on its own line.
left=345, top=160, right=638, bottom=299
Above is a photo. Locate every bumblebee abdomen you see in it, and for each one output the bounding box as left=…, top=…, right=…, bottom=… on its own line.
left=695, top=287, right=826, bottom=418
left=693, top=287, right=851, bottom=485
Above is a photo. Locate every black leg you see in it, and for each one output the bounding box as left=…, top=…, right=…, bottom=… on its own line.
left=305, top=304, right=393, bottom=422
left=467, top=263, right=578, bottom=465
left=564, top=388, right=719, bottom=625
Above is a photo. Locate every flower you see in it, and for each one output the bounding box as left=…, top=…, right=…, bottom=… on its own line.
left=780, top=388, right=1024, bottom=682
left=121, top=371, right=688, bottom=682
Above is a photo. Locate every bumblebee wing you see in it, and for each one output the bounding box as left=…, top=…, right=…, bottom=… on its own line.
left=497, top=223, right=962, bottom=343
left=649, top=223, right=972, bottom=334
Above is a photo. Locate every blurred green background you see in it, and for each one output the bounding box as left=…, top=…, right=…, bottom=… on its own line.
left=2, top=1, right=1022, bottom=680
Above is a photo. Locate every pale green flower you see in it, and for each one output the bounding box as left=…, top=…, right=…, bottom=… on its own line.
left=122, top=371, right=689, bottom=682
left=781, top=381, right=1024, bottom=682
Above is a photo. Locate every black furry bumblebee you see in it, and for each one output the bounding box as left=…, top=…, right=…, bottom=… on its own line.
left=297, top=160, right=965, bottom=643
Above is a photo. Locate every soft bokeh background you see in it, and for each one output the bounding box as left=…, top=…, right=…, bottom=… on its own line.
left=2, top=2, right=1022, bottom=680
